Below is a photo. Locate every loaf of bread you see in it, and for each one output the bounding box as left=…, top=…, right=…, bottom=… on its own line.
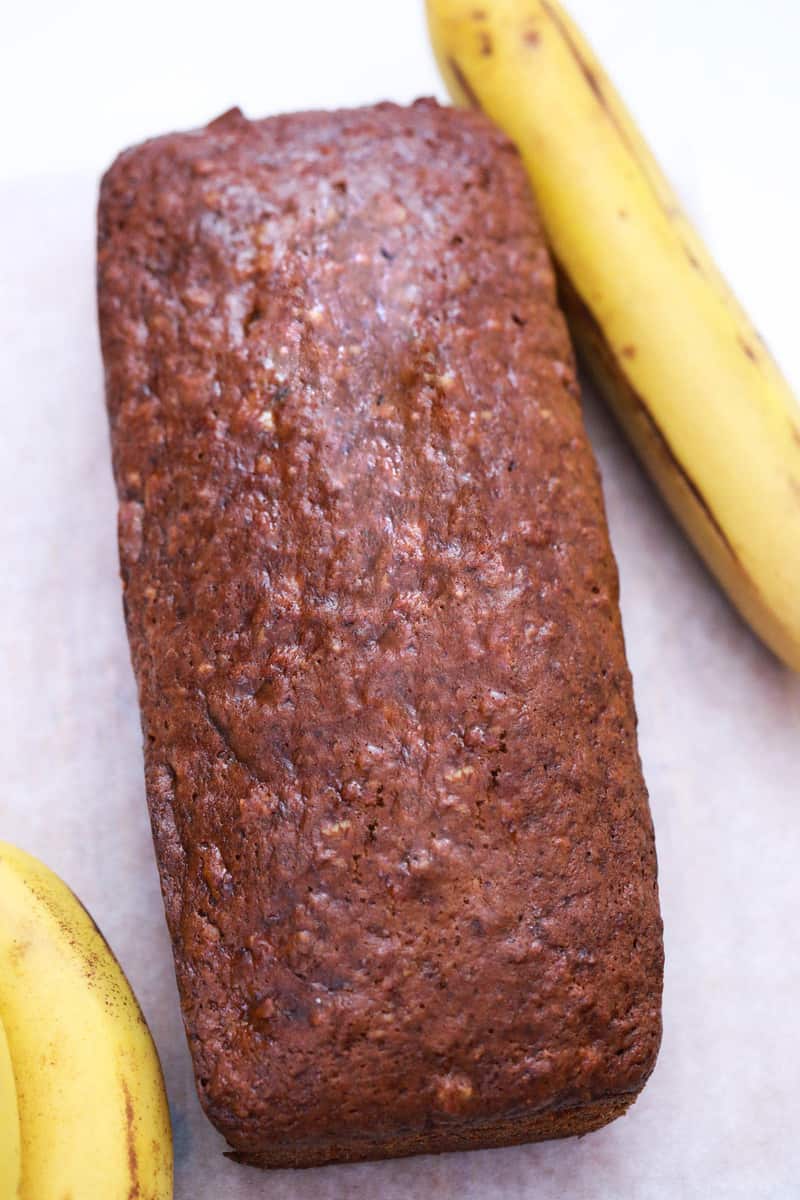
left=98, top=100, right=663, bottom=1168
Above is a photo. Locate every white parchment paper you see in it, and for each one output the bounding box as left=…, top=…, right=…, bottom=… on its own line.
left=1, top=6, right=799, bottom=1186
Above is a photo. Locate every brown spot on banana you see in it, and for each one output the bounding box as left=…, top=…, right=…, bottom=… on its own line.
left=621, top=345, right=637, bottom=360
left=471, top=7, right=487, bottom=18
left=446, top=58, right=481, bottom=110
left=791, top=423, right=800, bottom=450
left=683, top=244, right=703, bottom=272
left=122, top=1076, right=141, bottom=1199
left=522, top=28, right=541, bottom=47
left=8, top=938, right=29, bottom=964
left=737, top=335, right=758, bottom=363
left=477, top=30, right=493, bottom=55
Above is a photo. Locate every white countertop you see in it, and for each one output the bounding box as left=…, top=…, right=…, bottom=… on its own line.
left=1, top=2, right=798, bottom=1197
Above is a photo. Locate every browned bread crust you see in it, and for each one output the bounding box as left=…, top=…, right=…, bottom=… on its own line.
left=98, top=100, right=663, bottom=1168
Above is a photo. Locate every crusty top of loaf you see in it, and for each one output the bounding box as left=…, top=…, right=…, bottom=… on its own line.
left=98, top=99, right=662, bottom=1158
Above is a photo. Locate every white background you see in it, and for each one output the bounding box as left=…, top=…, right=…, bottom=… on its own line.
left=1, top=2, right=799, bottom=1197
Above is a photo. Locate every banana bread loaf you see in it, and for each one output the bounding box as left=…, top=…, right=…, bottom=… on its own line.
left=97, top=99, right=663, bottom=1168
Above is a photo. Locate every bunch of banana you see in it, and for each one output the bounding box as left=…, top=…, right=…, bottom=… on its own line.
left=0, top=841, right=172, bottom=1199
left=427, top=0, right=800, bottom=671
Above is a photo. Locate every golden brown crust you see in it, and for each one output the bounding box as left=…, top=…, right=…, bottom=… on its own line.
left=98, top=100, right=663, bottom=1167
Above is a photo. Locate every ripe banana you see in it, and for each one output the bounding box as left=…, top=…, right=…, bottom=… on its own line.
left=0, top=842, right=172, bottom=1199
left=427, top=0, right=800, bottom=671
left=0, top=1010, right=21, bottom=1199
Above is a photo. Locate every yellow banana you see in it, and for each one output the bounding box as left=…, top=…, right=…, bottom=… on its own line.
left=0, top=1010, right=21, bottom=1199
left=427, top=0, right=800, bottom=671
left=0, top=842, right=172, bottom=1199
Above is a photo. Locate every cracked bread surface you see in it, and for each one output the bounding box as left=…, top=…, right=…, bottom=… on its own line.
left=98, top=99, right=663, bottom=1167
